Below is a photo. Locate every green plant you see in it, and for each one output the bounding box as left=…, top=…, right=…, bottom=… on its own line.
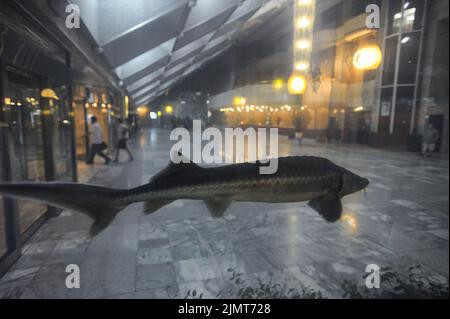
left=342, top=265, right=449, bottom=299
left=183, top=289, right=204, bottom=299
left=177, top=264, right=449, bottom=299
left=216, top=269, right=324, bottom=299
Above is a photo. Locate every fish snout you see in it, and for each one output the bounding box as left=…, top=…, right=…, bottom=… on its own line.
left=340, top=169, right=370, bottom=196
left=360, top=177, right=370, bottom=190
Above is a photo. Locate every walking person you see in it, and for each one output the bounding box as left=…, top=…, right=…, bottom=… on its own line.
left=421, top=123, right=440, bottom=157
left=113, top=119, right=134, bottom=162
left=87, top=116, right=111, bottom=164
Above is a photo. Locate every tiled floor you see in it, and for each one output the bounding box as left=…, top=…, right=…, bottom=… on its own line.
left=0, top=128, right=448, bottom=298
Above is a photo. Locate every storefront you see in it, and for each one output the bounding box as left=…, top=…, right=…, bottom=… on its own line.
left=72, top=84, right=121, bottom=163
left=0, top=8, right=76, bottom=276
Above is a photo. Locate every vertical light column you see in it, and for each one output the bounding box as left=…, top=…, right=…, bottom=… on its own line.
left=124, top=95, right=129, bottom=119
left=288, top=0, right=316, bottom=94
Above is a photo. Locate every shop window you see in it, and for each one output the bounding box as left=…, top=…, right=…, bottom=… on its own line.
left=0, top=200, right=5, bottom=257
left=429, top=19, right=449, bottom=107
left=51, top=83, right=74, bottom=181
left=382, top=37, right=398, bottom=86
left=400, top=0, right=425, bottom=32
left=0, top=126, right=6, bottom=257
left=387, top=0, right=403, bottom=35
left=72, top=86, right=112, bottom=162
left=7, top=70, right=47, bottom=234
left=0, top=161, right=5, bottom=257
left=394, top=86, right=415, bottom=135
left=315, top=2, right=343, bottom=32
left=73, top=99, right=88, bottom=160
left=348, top=0, right=381, bottom=20
left=398, top=32, right=420, bottom=84
left=389, top=0, right=425, bottom=35
left=379, top=87, right=393, bottom=133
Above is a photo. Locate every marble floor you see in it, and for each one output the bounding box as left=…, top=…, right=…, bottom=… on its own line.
left=0, top=128, right=448, bottom=298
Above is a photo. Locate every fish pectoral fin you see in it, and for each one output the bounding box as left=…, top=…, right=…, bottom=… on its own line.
left=308, top=193, right=342, bottom=222
left=204, top=198, right=232, bottom=219
left=143, top=200, right=173, bottom=215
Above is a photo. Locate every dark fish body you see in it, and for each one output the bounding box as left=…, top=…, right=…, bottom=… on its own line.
left=0, top=156, right=369, bottom=236
left=127, top=157, right=341, bottom=203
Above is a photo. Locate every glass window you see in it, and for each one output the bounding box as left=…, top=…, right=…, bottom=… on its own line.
left=52, top=83, right=74, bottom=181
left=429, top=18, right=449, bottom=106
left=401, top=0, right=425, bottom=32
left=7, top=70, right=48, bottom=234
left=73, top=99, right=88, bottom=161
left=73, top=86, right=111, bottom=163
left=0, top=122, right=6, bottom=256
left=382, top=37, right=398, bottom=86
left=348, top=0, right=381, bottom=20
left=389, top=0, right=424, bottom=35
left=0, top=153, right=6, bottom=256
left=0, top=200, right=5, bottom=257
left=394, top=86, right=415, bottom=135
left=315, top=3, right=343, bottom=32
left=398, top=32, right=420, bottom=84
left=379, top=88, right=393, bottom=133
left=387, top=0, right=403, bottom=35
left=86, top=91, right=110, bottom=148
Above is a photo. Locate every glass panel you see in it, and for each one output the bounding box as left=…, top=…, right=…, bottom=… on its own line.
left=0, top=148, right=6, bottom=256
left=382, top=37, right=398, bottom=85
left=315, top=2, right=343, bottom=32
left=387, top=0, right=403, bottom=35
left=394, top=86, right=415, bottom=135
left=0, top=199, right=5, bottom=257
left=346, top=0, right=381, bottom=20
left=401, top=0, right=425, bottom=32
left=86, top=109, right=109, bottom=145
left=379, top=88, right=393, bottom=133
left=52, top=83, right=73, bottom=181
left=7, top=71, right=47, bottom=234
left=74, top=100, right=88, bottom=161
left=398, top=32, right=420, bottom=84
left=429, top=19, right=449, bottom=106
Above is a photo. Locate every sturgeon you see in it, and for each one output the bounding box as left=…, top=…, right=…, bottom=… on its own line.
left=0, top=155, right=369, bottom=236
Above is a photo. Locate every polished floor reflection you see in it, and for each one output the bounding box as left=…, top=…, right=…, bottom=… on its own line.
left=0, top=128, right=448, bottom=298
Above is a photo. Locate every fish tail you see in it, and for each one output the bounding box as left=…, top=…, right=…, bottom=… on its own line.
left=0, top=182, right=132, bottom=236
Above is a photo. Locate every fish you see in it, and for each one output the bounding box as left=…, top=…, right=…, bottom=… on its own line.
left=0, top=155, right=369, bottom=236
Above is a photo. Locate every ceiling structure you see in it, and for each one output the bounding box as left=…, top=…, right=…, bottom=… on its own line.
left=73, top=0, right=290, bottom=106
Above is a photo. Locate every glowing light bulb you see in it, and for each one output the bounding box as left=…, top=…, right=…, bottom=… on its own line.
left=296, top=39, right=310, bottom=50
left=165, top=105, right=173, bottom=114
left=298, top=0, right=312, bottom=5
left=288, top=74, right=307, bottom=95
left=353, top=45, right=382, bottom=70
left=272, top=78, right=284, bottom=90
left=295, top=62, right=309, bottom=71
left=296, top=16, right=311, bottom=28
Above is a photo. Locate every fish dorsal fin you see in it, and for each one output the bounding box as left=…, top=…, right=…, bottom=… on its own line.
left=150, top=152, right=200, bottom=182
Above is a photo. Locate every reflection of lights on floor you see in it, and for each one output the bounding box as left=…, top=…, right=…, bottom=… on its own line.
left=342, top=214, right=357, bottom=230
